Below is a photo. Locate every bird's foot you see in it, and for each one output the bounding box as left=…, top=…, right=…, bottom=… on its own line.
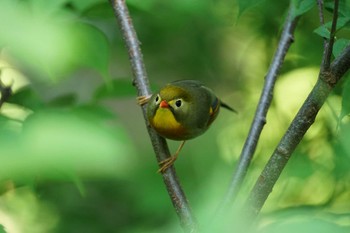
left=137, top=95, right=152, bottom=106
left=157, top=156, right=177, bottom=173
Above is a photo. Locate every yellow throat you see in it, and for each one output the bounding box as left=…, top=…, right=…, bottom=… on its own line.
left=151, top=108, right=185, bottom=140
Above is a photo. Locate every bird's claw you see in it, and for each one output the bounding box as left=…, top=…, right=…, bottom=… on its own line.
left=137, top=95, right=151, bottom=106
left=157, top=156, right=176, bottom=173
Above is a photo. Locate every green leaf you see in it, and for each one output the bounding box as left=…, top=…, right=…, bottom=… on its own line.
left=291, top=0, right=316, bottom=18
left=335, top=16, right=350, bottom=30
left=0, top=1, right=110, bottom=82
left=333, top=39, right=350, bottom=58
left=0, top=225, right=5, bottom=233
left=94, top=79, right=135, bottom=100
left=71, top=23, right=111, bottom=80
left=313, top=25, right=330, bottom=38
left=80, top=2, right=114, bottom=19
left=70, top=0, right=105, bottom=12
left=261, top=217, right=349, bottom=233
left=0, top=110, right=134, bottom=182
left=72, top=104, right=117, bottom=121
left=340, top=77, right=350, bottom=120
left=314, top=17, right=350, bottom=39
left=7, top=87, right=45, bottom=110
left=0, top=1, right=77, bottom=81
left=47, top=93, right=77, bottom=107
left=238, top=0, right=265, bottom=17
left=127, top=0, right=159, bottom=12
left=28, top=0, right=71, bottom=15
left=325, top=0, right=350, bottom=17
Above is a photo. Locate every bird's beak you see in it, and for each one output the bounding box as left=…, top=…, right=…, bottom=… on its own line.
left=160, top=100, right=169, bottom=108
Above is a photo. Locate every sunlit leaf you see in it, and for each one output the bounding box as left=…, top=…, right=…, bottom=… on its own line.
left=0, top=188, right=58, bottom=233
left=261, top=216, right=349, bottom=233
left=0, top=1, right=110, bottom=82
left=94, top=79, right=135, bottom=100
left=291, top=0, right=316, bottom=18
left=0, top=1, right=75, bottom=80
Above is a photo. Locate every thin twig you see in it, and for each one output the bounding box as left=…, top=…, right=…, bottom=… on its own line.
left=316, top=0, right=325, bottom=25
left=317, top=0, right=330, bottom=67
left=109, top=0, right=197, bottom=232
left=322, top=0, right=339, bottom=71
left=219, top=5, right=299, bottom=210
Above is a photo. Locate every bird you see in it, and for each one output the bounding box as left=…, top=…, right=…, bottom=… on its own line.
left=138, top=80, right=236, bottom=173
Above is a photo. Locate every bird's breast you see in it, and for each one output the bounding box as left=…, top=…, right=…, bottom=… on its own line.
left=150, top=108, right=187, bottom=140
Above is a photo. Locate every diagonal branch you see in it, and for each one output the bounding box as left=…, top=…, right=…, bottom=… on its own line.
left=219, top=5, right=299, bottom=210
left=109, top=0, right=197, bottom=232
left=244, top=0, right=344, bottom=219
left=245, top=44, right=350, bottom=219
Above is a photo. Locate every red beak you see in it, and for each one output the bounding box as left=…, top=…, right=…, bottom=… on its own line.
left=160, top=100, right=169, bottom=108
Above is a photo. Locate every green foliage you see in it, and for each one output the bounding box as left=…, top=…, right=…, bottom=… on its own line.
left=325, top=0, right=350, bottom=17
left=314, top=17, right=350, bottom=39
left=0, top=108, right=133, bottom=182
left=333, top=39, right=350, bottom=58
left=0, top=0, right=110, bottom=81
left=260, top=216, right=350, bottom=233
left=340, top=77, right=350, bottom=120
left=237, top=0, right=265, bottom=17
left=7, top=87, right=45, bottom=110
left=94, top=79, right=136, bottom=100
left=291, top=0, right=316, bottom=18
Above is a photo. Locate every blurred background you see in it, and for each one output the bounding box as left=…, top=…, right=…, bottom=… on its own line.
left=0, top=0, right=349, bottom=232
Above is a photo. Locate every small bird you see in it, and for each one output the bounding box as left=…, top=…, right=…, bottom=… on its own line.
left=139, top=80, right=236, bottom=173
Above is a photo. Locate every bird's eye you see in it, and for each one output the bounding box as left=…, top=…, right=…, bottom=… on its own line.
left=175, top=99, right=182, bottom=108
left=155, top=94, right=160, bottom=103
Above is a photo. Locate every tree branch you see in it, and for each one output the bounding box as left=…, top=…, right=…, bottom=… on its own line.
left=244, top=0, right=344, bottom=219
left=316, top=0, right=325, bottom=26
left=109, top=0, right=197, bottom=232
left=244, top=44, right=350, bottom=219
left=220, top=5, right=299, bottom=210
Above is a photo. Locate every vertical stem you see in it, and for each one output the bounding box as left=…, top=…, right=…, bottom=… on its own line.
left=321, top=0, right=339, bottom=71
left=109, top=1, right=197, bottom=232
left=220, top=5, right=299, bottom=210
